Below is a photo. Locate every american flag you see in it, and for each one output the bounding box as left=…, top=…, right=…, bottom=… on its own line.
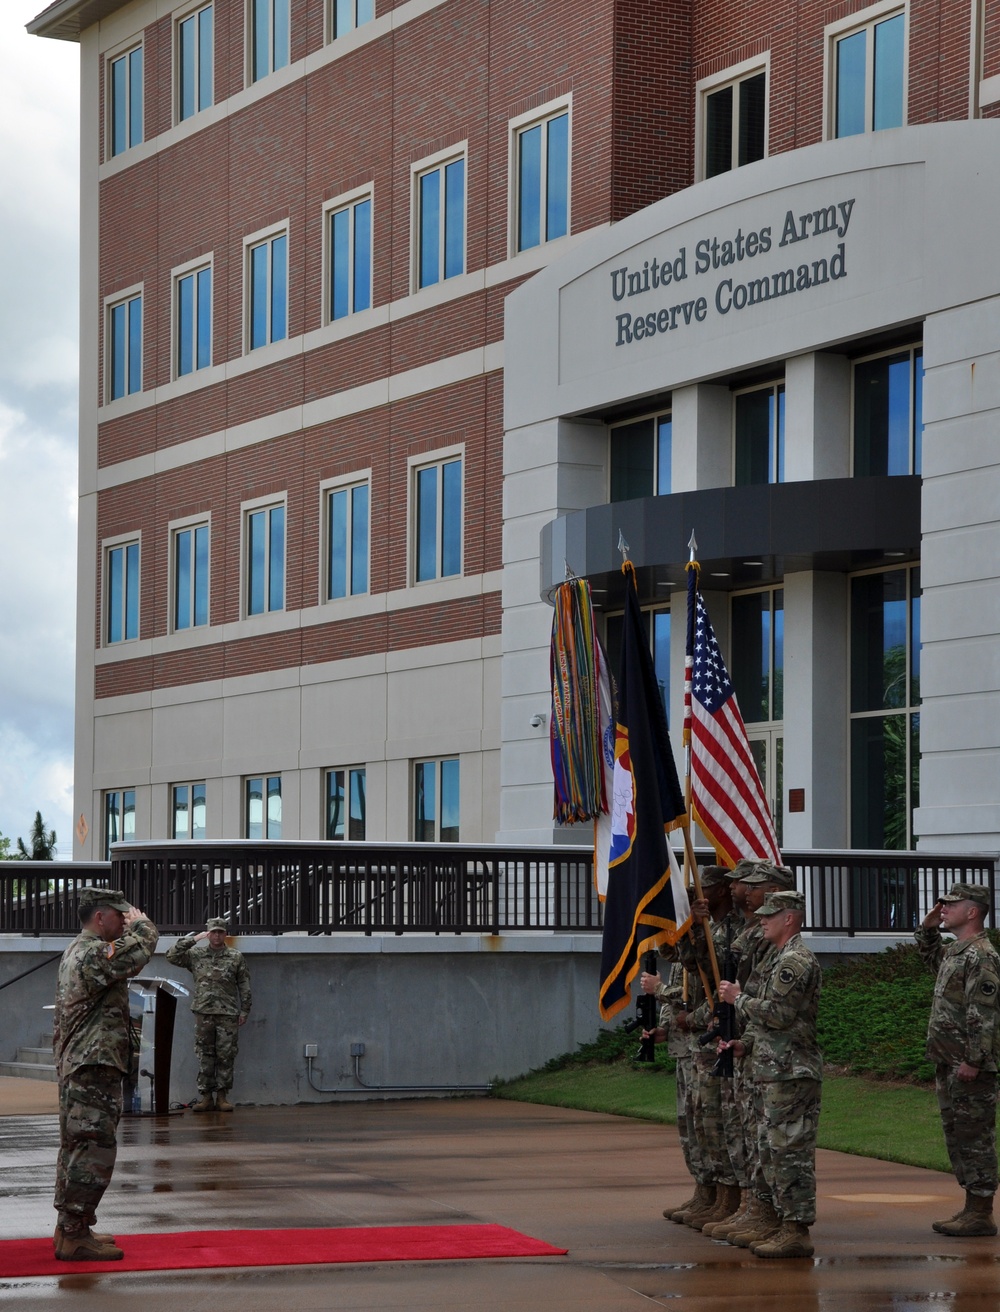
left=685, top=563, right=781, bottom=867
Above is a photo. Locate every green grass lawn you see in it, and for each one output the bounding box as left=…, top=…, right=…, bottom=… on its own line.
left=494, top=1064, right=957, bottom=1174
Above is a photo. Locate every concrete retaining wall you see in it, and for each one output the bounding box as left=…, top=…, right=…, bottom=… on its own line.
left=0, top=933, right=608, bottom=1105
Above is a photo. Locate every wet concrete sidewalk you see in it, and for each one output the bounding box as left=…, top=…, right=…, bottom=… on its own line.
left=2, top=1094, right=1000, bottom=1310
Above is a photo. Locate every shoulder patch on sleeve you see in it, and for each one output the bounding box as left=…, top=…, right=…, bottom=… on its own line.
left=105, top=942, right=115, bottom=959
left=980, top=978, right=998, bottom=998
left=778, top=966, right=795, bottom=985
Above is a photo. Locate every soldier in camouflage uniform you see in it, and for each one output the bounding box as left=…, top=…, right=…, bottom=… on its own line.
left=916, top=882, right=1000, bottom=1237
left=710, top=861, right=797, bottom=1243
left=53, top=888, right=158, bottom=1261
left=167, top=917, right=252, bottom=1112
left=720, top=888, right=822, bottom=1259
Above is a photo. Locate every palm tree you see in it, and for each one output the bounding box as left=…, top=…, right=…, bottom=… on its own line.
left=16, top=812, right=57, bottom=860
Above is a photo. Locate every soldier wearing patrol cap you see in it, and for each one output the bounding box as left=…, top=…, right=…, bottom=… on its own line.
left=718, top=888, right=822, bottom=1259
left=52, top=887, right=158, bottom=1261
left=916, top=882, right=1000, bottom=1237
left=167, top=916, right=252, bottom=1112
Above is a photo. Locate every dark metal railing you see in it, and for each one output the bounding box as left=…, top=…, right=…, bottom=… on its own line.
left=0, top=844, right=995, bottom=938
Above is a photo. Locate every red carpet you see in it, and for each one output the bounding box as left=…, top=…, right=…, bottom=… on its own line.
left=0, top=1224, right=568, bottom=1277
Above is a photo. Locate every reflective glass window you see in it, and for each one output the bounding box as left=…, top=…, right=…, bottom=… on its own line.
left=735, top=384, right=784, bottom=485
left=107, top=541, right=140, bottom=644
left=330, top=196, right=371, bottom=321
left=246, top=775, right=281, bottom=838
left=873, top=13, right=905, bottom=129
left=248, top=233, right=287, bottom=350
left=836, top=29, right=867, bottom=137
left=705, top=71, right=765, bottom=177
left=109, top=293, right=142, bottom=400
left=326, top=768, right=366, bottom=840
left=414, top=759, right=460, bottom=841
left=104, top=788, right=136, bottom=858
left=609, top=413, right=671, bottom=500
left=110, top=47, right=143, bottom=156
left=179, top=5, right=213, bottom=121
left=731, top=588, right=784, bottom=724
left=252, top=0, right=289, bottom=82
left=177, top=265, right=211, bottom=376
left=516, top=110, right=569, bottom=252
left=174, top=523, right=209, bottom=630
left=835, top=11, right=905, bottom=138
left=417, top=156, right=465, bottom=289
left=327, top=482, right=369, bottom=599
left=415, top=457, right=461, bottom=582
left=333, top=0, right=373, bottom=37
left=853, top=348, right=922, bottom=476
left=247, top=504, right=285, bottom=615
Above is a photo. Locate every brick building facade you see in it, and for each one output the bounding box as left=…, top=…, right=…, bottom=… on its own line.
left=29, top=0, right=1000, bottom=856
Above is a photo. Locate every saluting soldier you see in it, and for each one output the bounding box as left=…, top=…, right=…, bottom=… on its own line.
left=53, top=888, right=159, bottom=1261
left=167, top=917, right=252, bottom=1112
left=916, top=882, right=1000, bottom=1237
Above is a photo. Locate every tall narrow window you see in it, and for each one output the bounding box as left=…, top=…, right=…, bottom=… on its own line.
left=850, top=566, right=920, bottom=849
left=734, top=383, right=785, bottom=485
left=416, top=154, right=465, bottom=289
left=853, top=347, right=923, bottom=476
left=178, top=5, right=213, bottom=121
left=176, top=265, right=212, bottom=376
left=327, top=481, right=369, bottom=599
left=326, top=768, right=366, bottom=839
left=246, top=775, right=281, bottom=838
left=609, top=413, right=672, bottom=500
left=106, top=540, right=140, bottom=644
left=833, top=9, right=905, bottom=137
left=108, top=292, right=142, bottom=400
left=173, top=522, right=209, bottom=630
left=414, top=456, right=462, bottom=582
left=104, top=789, right=136, bottom=858
left=604, top=605, right=672, bottom=715
left=703, top=68, right=766, bottom=178
left=172, top=782, right=207, bottom=840
left=515, top=107, right=569, bottom=253
left=332, top=0, right=373, bottom=38
left=329, top=195, right=372, bottom=321
left=251, top=0, right=289, bottom=82
left=247, top=230, right=287, bottom=350
left=246, top=503, right=285, bottom=615
left=110, top=46, right=143, bottom=156
left=414, top=758, right=459, bottom=842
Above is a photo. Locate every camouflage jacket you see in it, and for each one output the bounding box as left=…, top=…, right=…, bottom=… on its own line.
left=915, top=927, right=1000, bottom=1071
left=734, top=932, right=822, bottom=1082
left=165, top=937, right=252, bottom=1018
left=53, top=917, right=159, bottom=1079
left=687, top=909, right=744, bottom=1033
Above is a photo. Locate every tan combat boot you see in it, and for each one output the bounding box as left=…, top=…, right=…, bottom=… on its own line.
left=192, top=1092, right=216, bottom=1113
left=934, top=1192, right=997, bottom=1237
left=215, top=1091, right=234, bottom=1112
left=684, top=1184, right=719, bottom=1228
left=730, top=1198, right=780, bottom=1248
left=664, top=1188, right=698, bottom=1220
left=704, top=1187, right=746, bottom=1237
left=671, top=1181, right=714, bottom=1224
left=55, top=1224, right=124, bottom=1262
left=54, top=1221, right=116, bottom=1251
left=719, top=1190, right=761, bottom=1242
left=753, top=1220, right=814, bottom=1258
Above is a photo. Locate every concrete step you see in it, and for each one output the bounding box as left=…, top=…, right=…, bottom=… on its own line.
left=16, top=1047, right=54, bottom=1066
left=0, top=1061, right=58, bottom=1083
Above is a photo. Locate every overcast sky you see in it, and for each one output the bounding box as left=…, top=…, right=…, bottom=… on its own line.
left=0, top=4, right=80, bottom=858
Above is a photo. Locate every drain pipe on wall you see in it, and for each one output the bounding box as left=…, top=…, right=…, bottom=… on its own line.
left=304, top=1043, right=493, bottom=1095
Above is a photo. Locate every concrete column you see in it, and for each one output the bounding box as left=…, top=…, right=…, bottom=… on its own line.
left=783, top=352, right=851, bottom=482
left=915, top=297, right=1000, bottom=852
left=498, top=416, right=607, bottom=843
left=782, top=571, right=849, bottom=848
left=671, top=383, right=732, bottom=491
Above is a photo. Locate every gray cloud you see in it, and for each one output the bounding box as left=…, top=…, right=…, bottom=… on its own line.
left=0, top=6, right=79, bottom=857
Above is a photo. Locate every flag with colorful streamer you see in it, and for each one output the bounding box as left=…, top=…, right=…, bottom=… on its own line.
left=599, top=563, right=690, bottom=1021
left=685, top=559, right=782, bottom=867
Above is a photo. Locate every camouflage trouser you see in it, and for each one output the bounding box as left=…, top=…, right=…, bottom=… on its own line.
left=935, top=1064, right=999, bottom=1196
left=693, top=1051, right=738, bottom=1185
left=722, top=1061, right=748, bottom=1189
left=195, top=1013, right=240, bottom=1093
left=757, top=1078, right=820, bottom=1224
left=54, top=1065, right=123, bottom=1226
left=742, top=1067, right=770, bottom=1204
left=675, top=1050, right=706, bottom=1183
